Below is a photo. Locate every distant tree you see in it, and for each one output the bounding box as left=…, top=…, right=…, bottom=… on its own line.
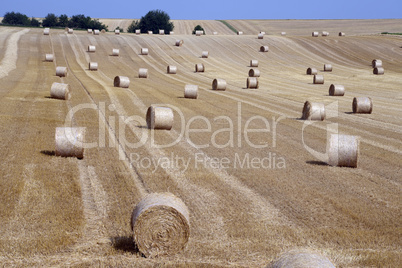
left=2, top=11, right=30, bottom=26
left=42, top=13, right=58, bottom=27
left=192, top=25, right=205, bottom=35
left=89, top=18, right=108, bottom=31
left=127, top=20, right=139, bottom=33
left=30, top=17, right=41, bottom=27
left=138, top=10, right=174, bottom=34
left=58, top=14, right=69, bottom=27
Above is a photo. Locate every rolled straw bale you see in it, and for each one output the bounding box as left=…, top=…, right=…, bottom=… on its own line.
left=339, top=32, right=345, bottom=36
left=322, top=31, right=329, bottom=36
left=55, top=127, right=85, bottom=159
left=175, top=39, right=184, bottom=46
left=114, top=76, right=130, bottom=88
left=131, top=192, right=190, bottom=257
left=213, top=31, right=218, bottom=35
left=302, top=101, right=325, bottom=120
left=56, top=66, right=67, bottom=77
left=250, top=60, right=259, bottom=67
left=312, top=31, right=319, bottom=37
left=201, top=51, right=209, bottom=58
left=101, top=29, right=106, bottom=33
left=372, top=59, right=382, bottom=68
left=313, top=74, right=324, bottom=84
left=159, top=29, right=165, bottom=35
left=212, top=78, right=227, bottom=91
left=45, top=54, right=54, bottom=62
left=184, top=85, right=198, bottom=99
left=139, top=68, right=148, bottom=78
left=167, top=65, right=177, bottom=74
left=260, top=45, right=269, bottom=52
left=148, top=31, right=153, bottom=34
left=247, top=77, right=259, bottom=89
left=260, top=31, right=266, bottom=35
left=141, top=48, right=149, bottom=55
left=269, top=249, right=336, bottom=268
left=43, top=28, right=50, bottom=35
left=68, top=28, right=73, bottom=34
left=146, top=106, right=174, bottom=130
left=88, top=62, right=98, bottom=71
left=195, top=63, right=205, bottom=72
left=281, top=32, right=287, bottom=36
left=195, top=30, right=203, bottom=36
left=135, top=29, right=141, bottom=35
left=112, top=48, right=120, bottom=56
left=329, top=84, right=345, bottom=96
left=324, top=64, right=332, bottom=71
left=87, top=29, right=93, bottom=33
left=170, top=31, right=174, bottom=35
left=373, top=67, right=384, bottom=75
left=50, top=82, right=70, bottom=100
left=328, top=134, right=359, bottom=168
left=87, top=45, right=96, bottom=52
left=237, top=31, right=243, bottom=35
left=93, top=29, right=100, bottom=35
left=353, top=97, right=372, bottom=114
left=306, top=67, right=318, bottom=75
left=115, top=29, right=120, bottom=35
left=258, top=33, right=264, bottom=39
left=249, top=69, right=260, bottom=77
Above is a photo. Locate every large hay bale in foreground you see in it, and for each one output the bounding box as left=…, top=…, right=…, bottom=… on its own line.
left=302, top=101, right=325, bottom=120
left=184, top=85, right=198, bottom=99
left=45, top=54, right=54, bottom=62
left=88, top=45, right=96, bottom=52
left=43, top=28, right=50, bottom=35
left=112, top=49, right=120, bottom=56
left=328, top=134, right=359, bottom=168
left=139, top=68, right=148, bottom=78
left=372, top=59, right=382, bottom=68
left=146, top=106, right=174, bottom=130
left=324, top=64, right=332, bottom=72
left=167, top=65, right=177, bottom=74
left=313, top=74, right=324, bottom=84
left=249, top=69, right=260, bottom=77
left=50, top=82, right=70, bottom=100
left=201, top=51, right=209, bottom=58
left=268, top=249, right=336, bottom=268
left=131, top=192, right=190, bottom=258
left=175, top=40, right=184, bottom=46
left=353, top=97, right=373, bottom=114
left=329, top=84, right=345, bottom=96
left=212, top=78, right=227, bottom=91
left=250, top=60, right=259, bottom=67
left=195, top=63, right=205, bottom=72
left=312, top=31, right=319, bottom=37
left=114, top=76, right=130, bottom=88
left=306, top=67, right=318, bottom=75
left=55, top=127, right=85, bottom=159
left=141, top=48, right=149, bottom=55
left=260, top=45, right=269, bottom=52
left=56, top=66, right=67, bottom=77
left=89, top=62, right=98, bottom=71
left=373, top=67, right=384, bottom=75
left=247, top=77, right=259, bottom=89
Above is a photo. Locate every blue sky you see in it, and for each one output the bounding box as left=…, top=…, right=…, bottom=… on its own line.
left=1, top=0, right=401, bottom=20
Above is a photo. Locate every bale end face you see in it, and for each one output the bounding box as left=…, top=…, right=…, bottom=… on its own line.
left=328, top=134, right=359, bottom=168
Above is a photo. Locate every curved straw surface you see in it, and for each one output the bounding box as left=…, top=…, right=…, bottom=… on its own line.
left=114, top=76, right=130, bottom=88
left=306, top=67, right=317, bottom=75
left=247, top=77, right=259, bottom=89
left=329, top=84, right=345, bottom=96
left=55, top=127, right=85, bottom=159
left=249, top=69, right=260, bottom=77
left=328, top=134, right=359, bottom=168
left=250, top=60, right=259, bottom=67
left=268, top=249, right=336, bottom=268
left=373, top=67, right=384, bottom=75
left=50, top=82, right=70, bottom=100
left=302, top=101, right=325, bottom=120
left=184, top=85, right=198, bottom=99
left=212, top=78, right=227, bottom=91
left=146, top=106, right=174, bottom=130
left=56, top=66, right=67, bottom=77
left=353, top=97, right=373, bottom=114
left=313, top=74, right=324, bottom=84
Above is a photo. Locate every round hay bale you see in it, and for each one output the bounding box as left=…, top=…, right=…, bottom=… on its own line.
left=339, top=32, right=345, bottom=36
left=312, top=31, right=319, bottom=37
left=56, top=66, right=67, bottom=77
left=146, top=106, right=174, bottom=130
left=260, top=31, right=266, bottom=35
left=131, top=192, right=190, bottom=257
left=195, top=30, right=203, bottom=36
left=322, top=31, right=329, bottom=36
left=302, top=101, right=325, bottom=120
left=55, top=127, right=85, bottom=159
left=135, top=29, right=141, bottom=35
left=260, top=45, right=269, bottom=52
left=249, top=69, right=260, bottom=77
left=201, top=51, right=209, bottom=58
left=159, top=29, right=165, bottom=35
left=148, top=31, right=153, bottom=35
left=328, top=134, right=359, bottom=168
left=167, top=65, right=177, bottom=74
left=329, top=84, right=345, bottom=96
left=101, top=29, right=106, bottom=33
left=281, top=32, right=287, bottom=36
left=372, top=59, right=382, bottom=68
left=169, top=31, right=174, bottom=35
left=184, top=85, right=198, bottom=99
left=353, top=97, right=372, bottom=114
left=89, top=62, right=98, bottom=71
left=237, top=31, right=243, bottom=35
left=68, top=28, right=73, bottom=34
left=93, top=29, right=100, bottom=35
left=115, top=29, right=120, bottom=35
left=139, top=68, right=148, bottom=78
left=114, top=76, right=130, bottom=88
left=141, top=48, right=149, bottom=55
left=250, top=60, right=259, bottom=67
left=213, top=31, right=218, bottom=35
left=313, top=74, right=324, bottom=84
left=306, top=67, right=318, bottom=75
left=87, top=29, right=93, bottom=33
left=258, top=33, right=264, bottom=39
left=43, top=28, right=50, bottom=35
left=195, top=63, right=205, bottom=72
left=87, top=45, right=96, bottom=52
left=175, top=40, right=184, bottom=46
left=112, top=48, right=120, bottom=56
left=269, top=249, right=336, bottom=268
left=373, top=67, right=384, bottom=75
left=247, top=77, right=259, bottom=89
left=50, top=82, right=70, bottom=100
left=212, top=78, right=227, bottom=91
left=324, top=64, right=332, bottom=72
left=45, top=54, right=54, bottom=62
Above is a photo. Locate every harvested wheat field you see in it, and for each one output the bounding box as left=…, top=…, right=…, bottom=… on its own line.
left=0, top=19, right=401, bottom=267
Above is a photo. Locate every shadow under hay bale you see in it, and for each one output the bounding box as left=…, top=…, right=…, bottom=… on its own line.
left=111, top=236, right=139, bottom=254
left=40, top=150, right=56, bottom=156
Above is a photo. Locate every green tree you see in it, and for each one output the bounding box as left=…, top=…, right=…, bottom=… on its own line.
left=2, top=11, right=30, bottom=26
left=127, top=20, right=139, bottom=33
left=42, top=13, right=58, bottom=27
left=138, top=10, right=174, bottom=34
left=58, top=14, right=69, bottom=27
left=30, top=17, right=41, bottom=27
left=192, top=25, right=205, bottom=35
